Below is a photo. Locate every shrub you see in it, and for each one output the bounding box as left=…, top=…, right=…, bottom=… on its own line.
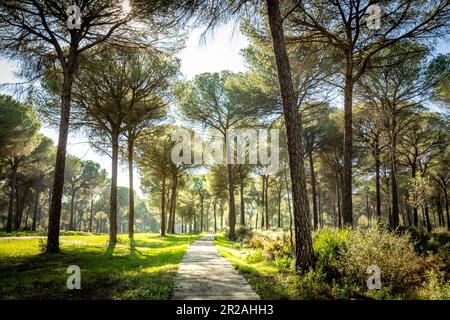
left=335, top=225, right=423, bottom=294
left=246, top=249, right=263, bottom=263
left=275, top=255, right=292, bottom=272
left=248, top=230, right=293, bottom=259
left=419, top=270, right=450, bottom=299
left=313, top=228, right=351, bottom=278
left=235, top=226, right=252, bottom=242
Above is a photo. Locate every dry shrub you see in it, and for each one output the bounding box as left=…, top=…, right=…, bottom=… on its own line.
left=335, top=225, right=423, bottom=293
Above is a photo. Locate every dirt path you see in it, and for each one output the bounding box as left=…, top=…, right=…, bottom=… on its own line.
left=172, top=234, right=260, bottom=300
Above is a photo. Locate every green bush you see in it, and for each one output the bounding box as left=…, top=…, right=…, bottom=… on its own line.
left=248, top=230, right=293, bottom=259
left=275, top=255, right=292, bottom=272
left=335, top=225, right=423, bottom=294
left=313, top=228, right=351, bottom=278
left=246, top=249, right=263, bottom=263
left=419, top=270, right=450, bottom=299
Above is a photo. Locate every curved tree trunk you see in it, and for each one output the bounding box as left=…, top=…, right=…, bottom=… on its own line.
left=266, top=0, right=313, bottom=272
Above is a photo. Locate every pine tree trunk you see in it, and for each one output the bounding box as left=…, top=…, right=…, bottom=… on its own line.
left=342, top=53, right=354, bottom=227
left=47, top=59, right=77, bottom=252
left=32, top=190, right=40, bottom=231
left=265, top=176, right=269, bottom=230
left=200, top=194, right=204, bottom=232
left=128, top=137, right=135, bottom=239
left=444, top=187, right=449, bottom=231
left=266, top=0, right=313, bottom=271
left=390, top=129, right=400, bottom=228
left=160, top=174, right=166, bottom=236
left=424, top=205, right=432, bottom=233
left=239, top=165, right=245, bottom=226
left=309, top=152, right=318, bottom=230
left=261, top=175, right=265, bottom=229
left=375, top=157, right=382, bottom=219
left=6, top=162, right=17, bottom=233
left=109, top=129, right=119, bottom=245
left=213, top=199, right=217, bottom=233
left=227, top=163, right=236, bottom=240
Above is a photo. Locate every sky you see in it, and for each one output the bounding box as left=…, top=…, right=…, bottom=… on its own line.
left=0, top=22, right=250, bottom=195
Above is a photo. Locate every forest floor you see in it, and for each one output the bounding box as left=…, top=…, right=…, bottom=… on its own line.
left=172, top=234, right=260, bottom=300
left=0, top=233, right=201, bottom=299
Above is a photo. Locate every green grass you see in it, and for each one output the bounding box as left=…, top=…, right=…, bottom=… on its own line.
left=0, top=233, right=201, bottom=299
left=0, top=230, right=100, bottom=237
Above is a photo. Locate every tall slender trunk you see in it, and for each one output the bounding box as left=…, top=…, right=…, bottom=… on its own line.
left=261, top=175, right=265, bottom=229
left=160, top=174, right=166, bottom=236
left=109, top=128, right=119, bottom=245
left=336, top=172, right=342, bottom=228
left=226, top=164, right=236, bottom=239
left=308, top=152, right=318, bottom=230
left=32, top=190, right=40, bottom=231
left=47, top=58, right=77, bottom=253
left=266, top=0, right=313, bottom=271
left=220, top=202, right=224, bottom=230
left=277, top=185, right=282, bottom=228
left=89, top=197, right=94, bottom=233
left=212, top=200, right=217, bottom=233
left=6, top=162, right=17, bottom=233
left=375, top=157, right=381, bottom=219
left=265, top=176, right=269, bottom=230
left=390, top=128, right=399, bottom=228
left=69, top=190, right=76, bottom=230
left=424, top=205, right=431, bottom=233
left=342, top=52, right=354, bottom=227
left=24, top=201, right=31, bottom=230
left=200, top=194, right=204, bottom=232
left=239, top=165, right=245, bottom=226
left=128, top=137, right=135, bottom=239
left=15, top=186, right=30, bottom=230
left=443, top=187, right=449, bottom=231
left=169, top=178, right=177, bottom=234
left=284, top=168, right=293, bottom=248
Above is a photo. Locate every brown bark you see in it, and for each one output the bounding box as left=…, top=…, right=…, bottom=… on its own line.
left=109, top=129, right=119, bottom=245
left=32, top=190, right=40, bottom=231
left=47, top=60, right=76, bottom=253
left=308, top=152, right=318, bottom=230
left=239, top=165, right=245, bottom=227
left=375, top=157, right=382, bottom=219
left=160, top=174, right=166, bottom=236
left=342, top=55, right=354, bottom=227
left=390, top=128, right=400, bottom=228
left=213, top=199, right=217, bottom=233
left=227, top=163, right=236, bottom=240
left=6, top=161, right=17, bottom=233
left=128, top=137, right=135, bottom=239
left=266, top=0, right=313, bottom=271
